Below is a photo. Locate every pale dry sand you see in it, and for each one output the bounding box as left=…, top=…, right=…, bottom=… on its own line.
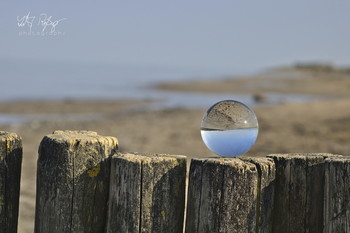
left=1, top=68, right=350, bottom=232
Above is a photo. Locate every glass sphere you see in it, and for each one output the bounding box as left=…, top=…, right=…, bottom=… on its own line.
left=200, top=100, right=258, bottom=157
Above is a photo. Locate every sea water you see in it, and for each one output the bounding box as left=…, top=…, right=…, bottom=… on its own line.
left=201, top=128, right=258, bottom=157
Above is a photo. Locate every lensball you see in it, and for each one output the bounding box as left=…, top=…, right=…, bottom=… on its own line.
left=200, top=100, right=258, bottom=157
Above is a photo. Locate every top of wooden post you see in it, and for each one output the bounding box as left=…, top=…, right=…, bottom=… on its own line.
left=114, top=152, right=186, bottom=164
left=44, top=130, right=118, bottom=149
left=51, top=130, right=116, bottom=140
left=0, top=131, right=21, bottom=141
left=0, top=131, right=22, bottom=156
left=267, top=153, right=342, bottom=159
left=324, top=155, right=350, bottom=161
left=190, top=157, right=258, bottom=170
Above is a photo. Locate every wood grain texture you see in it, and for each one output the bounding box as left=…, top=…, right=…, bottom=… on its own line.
left=185, top=158, right=259, bottom=233
left=324, top=156, right=350, bottom=233
left=0, top=131, right=22, bottom=233
left=241, top=157, right=275, bottom=233
left=267, top=153, right=340, bottom=233
left=34, top=130, right=118, bottom=233
left=106, top=152, right=186, bottom=233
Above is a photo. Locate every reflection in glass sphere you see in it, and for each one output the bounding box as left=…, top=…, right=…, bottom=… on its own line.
left=200, top=100, right=258, bottom=157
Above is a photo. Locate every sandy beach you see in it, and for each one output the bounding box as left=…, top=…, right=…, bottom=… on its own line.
left=1, top=66, right=350, bottom=232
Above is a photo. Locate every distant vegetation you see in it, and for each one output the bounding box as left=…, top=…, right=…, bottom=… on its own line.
left=293, top=62, right=350, bottom=73
left=274, top=62, right=350, bottom=74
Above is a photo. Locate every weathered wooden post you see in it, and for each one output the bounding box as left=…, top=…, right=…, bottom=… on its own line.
left=323, top=156, right=350, bottom=233
left=185, top=157, right=275, bottom=233
left=34, top=130, right=118, bottom=233
left=0, top=131, right=22, bottom=233
left=106, top=152, right=187, bottom=233
left=241, top=157, right=275, bottom=233
left=267, top=153, right=339, bottom=233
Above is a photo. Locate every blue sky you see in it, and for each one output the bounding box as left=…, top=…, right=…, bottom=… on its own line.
left=1, top=0, right=350, bottom=75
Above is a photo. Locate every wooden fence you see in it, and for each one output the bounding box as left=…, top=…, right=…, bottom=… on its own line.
left=0, top=130, right=349, bottom=233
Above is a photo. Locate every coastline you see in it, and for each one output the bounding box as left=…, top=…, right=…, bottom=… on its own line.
left=1, top=67, right=350, bottom=232
left=158, top=68, right=350, bottom=98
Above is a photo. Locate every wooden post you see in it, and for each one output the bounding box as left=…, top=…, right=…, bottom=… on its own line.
left=324, top=156, right=350, bottom=233
left=106, top=152, right=187, bottom=233
left=0, top=132, right=22, bottom=233
left=267, top=153, right=339, bottom=233
left=34, top=130, right=118, bottom=233
left=241, top=157, right=276, bottom=233
left=185, top=157, right=273, bottom=233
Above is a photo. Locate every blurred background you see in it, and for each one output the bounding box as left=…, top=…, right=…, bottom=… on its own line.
left=1, top=1, right=350, bottom=232
left=1, top=1, right=349, bottom=102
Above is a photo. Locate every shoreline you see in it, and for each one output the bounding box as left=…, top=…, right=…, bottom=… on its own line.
left=157, top=68, right=350, bottom=97
left=1, top=67, right=350, bottom=233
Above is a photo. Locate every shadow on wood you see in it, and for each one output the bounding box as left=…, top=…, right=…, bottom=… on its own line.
left=185, top=157, right=275, bottom=233
left=324, top=156, right=350, bottom=233
left=0, top=131, right=22, bottom=233
left=267, top=153, right=341, bottom=233
left=106, top=152, right=186, bottom=233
